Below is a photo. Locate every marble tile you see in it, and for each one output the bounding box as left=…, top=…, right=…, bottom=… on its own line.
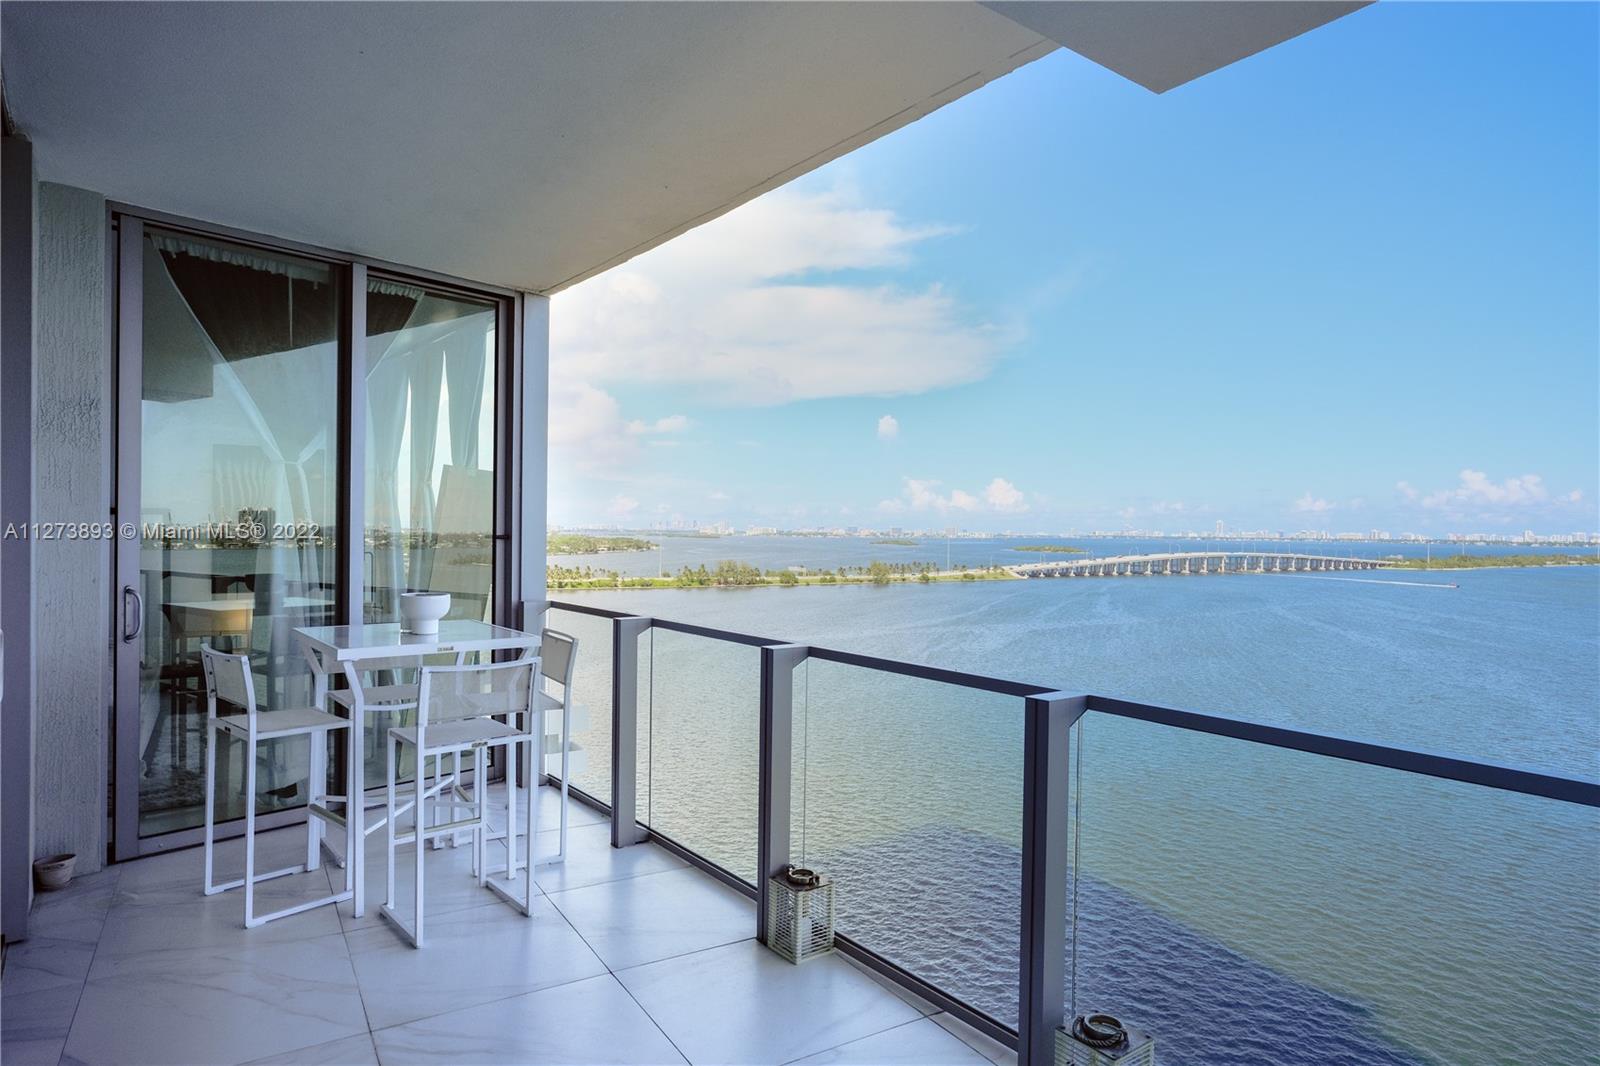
left=64, top=933, right=367, bottom=1066
left=791, top=1017, right=993, bottom=1064
left=115, top=827, right=315, bottom=894
left=2, top=982, right=82, bottom=1061
left=26, top=866, right=121, bottom=944
left=371, top=974, right=686, bottom=1065
left=484, top=783, right=609, bottom=830
left=334, top=830, right=506, bottom=933
left=2, top=1034, right=66, bottom=1066
left=617, top=940, right=923, bottom=1065
left=928, top=1013, right=1017, bottom=1066
left=344, top=895, right=606, bottom=1029
left=547, top=866, right=754, bottom=970
left=243, top=1031, right=380, bottom=1065
left=528, top=823, right=687, bottom=894
left=99, top=865, right=341, bottom=956
left=1, top=933, right=98, bottom=995
left=839, top=955, right=940, bottom=1016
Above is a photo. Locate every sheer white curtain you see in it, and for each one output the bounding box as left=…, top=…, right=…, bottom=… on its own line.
left=365, top=291, right=494, bottom=620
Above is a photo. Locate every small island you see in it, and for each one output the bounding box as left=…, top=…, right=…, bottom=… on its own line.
left=548, top=533, right=656, bottom=554
left=1010, top=544, right=1086, bottom=554
left=872, top=538, right=919, bottom=546
left=547, top=558, right=1018, bottom=590
left=1394, top=553, right=1598, bottom=570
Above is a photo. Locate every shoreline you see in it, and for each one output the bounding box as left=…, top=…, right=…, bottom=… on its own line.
left=548, top=558, right=1597, bottom=591
left=548, top=566, right=1020, bottom=592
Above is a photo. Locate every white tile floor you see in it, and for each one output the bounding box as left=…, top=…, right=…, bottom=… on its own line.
left=2, top=787, right=1015, bottom=1066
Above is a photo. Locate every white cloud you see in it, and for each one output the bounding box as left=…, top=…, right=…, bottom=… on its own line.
left=627, top=414, right=691, bottom=436
left=891, top=477, right=1027, bottom=515
left=1294, top=492, right=1334, bottom=514
left=877, top=414, right=899, bottom=440
left=549, top=380, right=636, bottom=473
left=709, top=490, right=730, bottom=502
left=550, top=184, right=1005, bottom=406
left=607, top=494, right=639, bottom=518
left=983, top=477, right=1028, bottom=513
left=1421, top=469, right=1548, bottom=509
left=1393, top=469, right=1592, bottom=523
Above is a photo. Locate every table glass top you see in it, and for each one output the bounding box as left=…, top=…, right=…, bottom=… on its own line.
left=292, top=619, right=537, bottom=657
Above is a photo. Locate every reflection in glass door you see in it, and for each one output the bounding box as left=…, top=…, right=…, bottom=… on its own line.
left=357, top=281, right=499, bottom=788
left=128, top=227, right=340, bottom=838
left=364, top=281, right=498, bottom=625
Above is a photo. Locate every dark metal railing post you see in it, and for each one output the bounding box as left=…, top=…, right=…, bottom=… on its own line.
left=610, top=616, right=651, bottom=848
left=1019, top=693, right=1084, bottom=1066
left=756, top=643, right=809, bottom=943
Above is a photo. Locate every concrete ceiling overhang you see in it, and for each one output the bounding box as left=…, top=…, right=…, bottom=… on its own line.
left=983, top=0, right=1371, bottom=94
left=2, top=2, right=1364, bottom=294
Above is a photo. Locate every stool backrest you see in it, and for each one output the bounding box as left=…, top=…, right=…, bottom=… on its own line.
left=538, top=628, right=578, bottom=689
left=350, top=654, right=425, bottom=677
left=200, top=644, right=257, bottom=718
left=417, top=657, right=540, bottom=730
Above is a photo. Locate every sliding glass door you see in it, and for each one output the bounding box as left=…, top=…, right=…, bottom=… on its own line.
left=113, top=215, right=511, bottom=855
left=124, top=225, right=340, bottom=840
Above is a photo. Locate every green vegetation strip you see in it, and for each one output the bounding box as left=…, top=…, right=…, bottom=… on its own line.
left=1010, top=544, right=1086, bottom=554
left=1394, top=553, right=1598, bottom=570
left=547, top=559, right=1018, bottom=590
left=548, top=533, right=656, bottom=554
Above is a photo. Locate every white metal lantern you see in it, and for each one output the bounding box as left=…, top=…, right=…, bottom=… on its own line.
left=1055, top=1013, right=1156, bottom=1066
left=765, top=865, right=835, bottom=964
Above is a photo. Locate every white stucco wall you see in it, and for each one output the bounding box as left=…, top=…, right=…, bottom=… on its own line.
left=32, top=181, right=109, bottom=873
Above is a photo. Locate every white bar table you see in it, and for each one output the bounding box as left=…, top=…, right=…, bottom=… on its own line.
left=293, top=619, right=540, bottom=916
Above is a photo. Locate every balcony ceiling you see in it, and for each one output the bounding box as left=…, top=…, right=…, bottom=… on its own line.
left=2, top=1, right=1363, bottom=294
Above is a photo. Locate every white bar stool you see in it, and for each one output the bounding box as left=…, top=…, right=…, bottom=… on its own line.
left=382, top=656, right=542, bottom=947
left=483, top=628, right=579, bottom=877
left=317, top=652, right=424, bottom=863
left=200, top=645, right=354, bottom=928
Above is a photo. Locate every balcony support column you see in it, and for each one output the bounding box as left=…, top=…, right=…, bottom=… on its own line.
left=756, top=643, right=808, bottom=944
left=1019, top=692, right=1084, bottom=1066
left=610, top=616, right=651, bottom=848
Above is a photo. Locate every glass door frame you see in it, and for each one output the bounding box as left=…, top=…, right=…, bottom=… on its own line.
left=110, top=206, right=525, bottom=859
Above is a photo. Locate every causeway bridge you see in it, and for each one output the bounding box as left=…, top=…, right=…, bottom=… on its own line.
left=1012, top=552, right=1396, bottom=579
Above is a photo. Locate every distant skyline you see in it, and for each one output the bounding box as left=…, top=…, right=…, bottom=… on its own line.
left=550, top=2, right=1599, bottom=536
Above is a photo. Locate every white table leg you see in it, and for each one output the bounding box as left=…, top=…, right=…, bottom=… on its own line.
left=307, top=729, right=325, bottom=871
left=305, top=648, right=330, bottom=869
left=350, top=698, right=366, bottom=917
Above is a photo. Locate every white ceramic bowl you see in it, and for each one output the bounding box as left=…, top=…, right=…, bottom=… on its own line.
left=400, top=592, right=451, bottom=635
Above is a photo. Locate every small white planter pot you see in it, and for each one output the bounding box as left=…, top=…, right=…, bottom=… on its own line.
left=33, top=853, right=76, bottom=891
left=399, top=592, right=451, bottom=635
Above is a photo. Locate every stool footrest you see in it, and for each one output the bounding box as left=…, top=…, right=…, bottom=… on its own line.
left=205, top=864, right=302, bottom=894
left=246, top=889, right=354, bottom=929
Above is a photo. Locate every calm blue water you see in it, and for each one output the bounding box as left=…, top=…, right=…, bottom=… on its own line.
left=551, top=544, right=1598, bottom=1066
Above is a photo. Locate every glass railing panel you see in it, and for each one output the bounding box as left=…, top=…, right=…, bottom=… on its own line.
left=1065, top=709, right=1600, bottom=1065
left=796, top=657, right=1026, bottom=1026
left=546, top=606, right=616, bottom=804
left=644, top=626, right=762, bottom=881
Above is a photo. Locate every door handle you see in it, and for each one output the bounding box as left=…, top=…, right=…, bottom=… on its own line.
left=122, top=585, right=143, bottom=643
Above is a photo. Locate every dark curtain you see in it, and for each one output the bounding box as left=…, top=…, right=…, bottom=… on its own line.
left=157, top=251, right=335, bottom=360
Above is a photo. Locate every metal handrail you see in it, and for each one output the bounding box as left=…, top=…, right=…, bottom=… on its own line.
left=1085, top=695, right=1600, bottom=807
left=547, top=598, right=1599, bottom=807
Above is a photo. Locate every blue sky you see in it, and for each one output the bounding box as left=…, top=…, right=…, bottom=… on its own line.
left=550, top=2, right=1598, bottom=535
